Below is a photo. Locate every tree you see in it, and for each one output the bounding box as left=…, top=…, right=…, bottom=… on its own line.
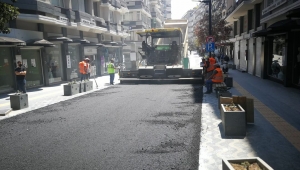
left=0, top=0, right=19, bottom=34
left=194, top=1, right=232, bottom=47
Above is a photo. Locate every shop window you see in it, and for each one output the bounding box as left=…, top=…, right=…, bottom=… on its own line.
left=269, top=35, right=286, bottom=81
left=68, top=45, right=80, bottom=80
left=0, top=48, right=14, bottom=92
left=46, top=44, right=63, bottom=84
left=20, top=49, right=44, bottom=87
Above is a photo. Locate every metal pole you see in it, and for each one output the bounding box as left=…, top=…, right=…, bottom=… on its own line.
left=208, top=0, right=212, bottom=57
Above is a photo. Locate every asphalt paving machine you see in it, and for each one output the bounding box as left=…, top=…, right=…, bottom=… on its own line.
left=119, top=19, right=203, bottom=84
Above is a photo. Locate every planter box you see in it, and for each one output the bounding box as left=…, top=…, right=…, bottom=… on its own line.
left=10, top=93, right=29, bottom=110
left=221, top=104, right=246, bottom=136
left=222, top=157, right=273, bottom=170
left=79, top=82, right=85, bottom=93
left=218, top=93, right=232, bottom=109
left=246, top=98, right=254, bottom=124
left=83, top=81, right=93, bottom=92
left=231, top=65, right=236, bottom=70
left=64, top=83, right=80, bottom=96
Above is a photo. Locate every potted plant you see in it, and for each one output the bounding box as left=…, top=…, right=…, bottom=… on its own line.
left=221, top=103, right=246, bottom=136
left=64, top=80, right=80, bottom=96
left=222, top=157, right=273, bottom=170
left=9, top=90, right=29, bottom=110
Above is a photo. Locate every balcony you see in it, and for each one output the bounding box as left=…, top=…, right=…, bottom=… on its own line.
left=111, top=0, right=121, bottom=9
left=225, top=0, right=263, bottom=23
left=150, top=0, right=158, bottom=4
left=126, top=0, right=151, bottom=14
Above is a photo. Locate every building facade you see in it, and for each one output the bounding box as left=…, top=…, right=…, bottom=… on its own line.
left=182, top=9, right=196, bottom=51
left=225, top=0, right=264, bottom=78
left=0, top=0, right=129, bottom=93
left=225, top=0, right=300, bottom=88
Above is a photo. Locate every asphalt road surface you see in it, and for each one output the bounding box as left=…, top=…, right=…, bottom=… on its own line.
left=0, top=84, right=203, bottom=170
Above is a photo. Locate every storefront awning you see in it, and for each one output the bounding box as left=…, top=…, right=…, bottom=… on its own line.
left=0, top=36, right=26, bottom=46
left=252, top=29, right=269, bottom=37
left=48, top=36, right=73, bottom=42
left=286, top=8, right=300, bottom=18
left=83, top=42, right=103, bottom=47
left=102, top=41, right=118, bottom=46
left=268, top=19, right=300, bottom=31
left=70, top=38, right=90, bottom=44
left=27, top=39, right=55, bottom=47
left=115, top=42, right=127, bottom=46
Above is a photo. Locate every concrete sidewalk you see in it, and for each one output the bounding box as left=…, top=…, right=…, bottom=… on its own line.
left=199, top=69, right=300, bottom=169
left=0, top=74, right=119, bottom=121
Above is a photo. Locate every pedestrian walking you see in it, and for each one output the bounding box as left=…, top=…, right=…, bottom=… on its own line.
left=15, top=61, right=27, bottom=93
left=107, top=59, right=115, bottom=85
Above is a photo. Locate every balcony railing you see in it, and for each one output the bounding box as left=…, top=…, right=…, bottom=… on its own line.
left=226, top=0, right=249, bottom=18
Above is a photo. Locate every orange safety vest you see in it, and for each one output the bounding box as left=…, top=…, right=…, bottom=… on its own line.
left=207, top=57, right=216, bottom=72
left=212, top=68, right=223, bottom=83
left=79, top=61, right=87, bottom=74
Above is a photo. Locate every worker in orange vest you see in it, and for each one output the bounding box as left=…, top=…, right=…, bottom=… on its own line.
left=79, top=58, right=89, bottom=81
left=206, top=55, right=216, bottom=79
left=205, top=63, right=223, bottom=94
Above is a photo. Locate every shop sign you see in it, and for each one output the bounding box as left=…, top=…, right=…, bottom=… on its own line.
left=90, top=19, right=96, bottom=26
left=59, top=16, right=69, bottom=23
left=66, top=55, right=71, bottom=68
left=262, top=0, right=287, bottom=15
left=84, top=48, right=97, bottom=55
left=81, top=19, right=91, bottom=25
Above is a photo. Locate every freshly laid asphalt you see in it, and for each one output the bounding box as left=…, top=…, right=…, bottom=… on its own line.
left=0, top=84, right=203, bottom=170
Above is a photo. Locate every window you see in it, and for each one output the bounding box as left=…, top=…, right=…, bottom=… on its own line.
left=93, top=2, right=99, bottom=17
left=130, top=31, right=135, bottom=41
left=51, top=0, right=64, bottom=7
left=137, top=11, right=141, bottom=20
left=267, top=0, right=274, bottom=6
left=110, top=11, right=114, bottom=23
left=269, top=35, right=286, bottom=81
left=71, top=0, right=79, bottom=10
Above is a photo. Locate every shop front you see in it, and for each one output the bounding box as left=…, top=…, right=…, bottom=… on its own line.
left=84, top=47, right=98, bottom=78
left=67, top=44, right=81, bottom=80
left=0, top=47, right=14, bottom=93
left=20, top=49, right=44, bottom=88
left=45, top=43, right=64, bottom=84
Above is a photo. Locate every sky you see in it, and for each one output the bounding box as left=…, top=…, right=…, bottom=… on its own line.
left=171, top=0, right=199, bottom=19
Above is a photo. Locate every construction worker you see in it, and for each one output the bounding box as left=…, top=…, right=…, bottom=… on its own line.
left=79, top=58, right=89, bottom=81
left=206, top=55, right=216, bottom=79
left=107, top=59, right=115, bottom=85
left=205, top=63, right=223, bottom=94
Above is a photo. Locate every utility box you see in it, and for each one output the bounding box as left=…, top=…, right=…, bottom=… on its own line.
left=183, top=58, right=189, bottom=69
left=224, top=77, right=233, bottom=87
left=10, top=93, right=29, bottom=110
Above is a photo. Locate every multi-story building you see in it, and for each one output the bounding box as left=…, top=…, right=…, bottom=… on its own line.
left=122, top=0, right=165, bottom=70
left=225, top=0, right=264, bottom=77
left=182, top=9, right=196, bottom=51
left=0, top=0, right=129, bottom=93
left=161, top=0, right=171, bottom=20
left=225, top=0, right=300, bottom=88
